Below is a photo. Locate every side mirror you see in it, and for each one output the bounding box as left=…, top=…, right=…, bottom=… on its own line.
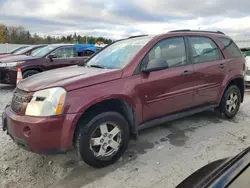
left=142, top=58, right=169, bottom=73
left=47, top=54, right=57, bottom=61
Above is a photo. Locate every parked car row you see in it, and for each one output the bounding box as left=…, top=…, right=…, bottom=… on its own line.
left=2, top=30, right=245, bottom=168
left=0, top=45, right=28, bottom=55
left=0, top=45, right=46, bottom=58
left=0, top=43, right=99, bottom=84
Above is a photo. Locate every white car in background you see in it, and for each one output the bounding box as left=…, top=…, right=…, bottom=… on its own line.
left=245, top=56, right=250, bottom=86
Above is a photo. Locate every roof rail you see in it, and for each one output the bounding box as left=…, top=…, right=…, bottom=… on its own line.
left=169, top=29, right=225, bottom=35
left=128, top=35, right=148, bottom=39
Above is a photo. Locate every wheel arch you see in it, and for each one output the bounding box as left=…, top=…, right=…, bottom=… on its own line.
left=22, top=66, right=43, bottom=74
left=72, top=97, right=139, bottom=145
left=221, top=77, right=244, bottom=103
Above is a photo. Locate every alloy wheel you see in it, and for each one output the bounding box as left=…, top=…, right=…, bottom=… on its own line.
left=89, top=122, right=122, bottom=159
left=226, top=91, right=238, bottom=114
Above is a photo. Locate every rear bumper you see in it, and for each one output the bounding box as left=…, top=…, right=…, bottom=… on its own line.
left=0, top=67, right=17, bottom=84
left=3, top=106, right=81, bottom=154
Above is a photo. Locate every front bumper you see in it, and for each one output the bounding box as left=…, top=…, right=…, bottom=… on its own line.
left=0, top=67, right=17, bottom=84
left=2, top=106, right=81, bottom=154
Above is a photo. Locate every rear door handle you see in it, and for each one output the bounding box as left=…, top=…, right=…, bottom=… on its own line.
left=181, top=70, right=193, bottom=76
left=219, top=63, right=225, bottom=69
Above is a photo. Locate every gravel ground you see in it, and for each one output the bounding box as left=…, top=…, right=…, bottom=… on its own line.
left=1, top=84, right=250, bottom=188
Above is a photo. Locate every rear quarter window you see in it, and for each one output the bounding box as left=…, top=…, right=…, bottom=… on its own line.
left=219, top=38, right=243, bottom=58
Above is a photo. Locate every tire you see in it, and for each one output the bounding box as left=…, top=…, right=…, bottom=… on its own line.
left=219, top=85, right=241, bottom=119
left=75, top=112, right=130, bottom=168
left=22, top=70, right=40, bottom=79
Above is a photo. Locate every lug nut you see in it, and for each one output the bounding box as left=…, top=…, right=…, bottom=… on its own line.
left=109, top=134, right=113, bottom=138
left=100, top=139, right=104, bottom=143
left=103, top=133, right=108, bottom=137
left=108, top=140, right=112, bottom=144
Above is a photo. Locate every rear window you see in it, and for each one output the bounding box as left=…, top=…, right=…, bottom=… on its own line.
left=220, top=38, right=243, bottom=58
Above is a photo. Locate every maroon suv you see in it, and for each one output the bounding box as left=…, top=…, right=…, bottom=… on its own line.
left=2, top=30, right=245, bottom=168
left=0, top=44, right=95, bottom=84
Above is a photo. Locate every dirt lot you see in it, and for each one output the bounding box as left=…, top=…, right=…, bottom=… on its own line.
left=1, top=84, right=250, bottom=188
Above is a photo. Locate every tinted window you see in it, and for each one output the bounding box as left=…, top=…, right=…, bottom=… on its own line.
left=83, top=50, right=94, bottom=56
left=54, top=47, right=77, bottom=58
left=145, top=37, right=187, bottom=69
left=220, top=38, right=243, bottom=58
left=189, top=37, right=222, bottom=64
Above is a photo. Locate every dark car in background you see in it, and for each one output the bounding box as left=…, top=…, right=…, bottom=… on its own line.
left=241, top=48, right=250, bottom=57
left=0, top=44, right=97, bottom=84
left=0, top=45, right=46, bottom=59
left=177, top=146, right=250, bottom=188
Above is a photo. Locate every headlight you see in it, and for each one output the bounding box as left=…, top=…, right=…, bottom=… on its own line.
left=0, top=61, right=25, bottom=67
left=25, top=87, right=66, bottom=116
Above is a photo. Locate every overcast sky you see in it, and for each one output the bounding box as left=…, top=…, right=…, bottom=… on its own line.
left=1, top=0, right=250, bottom=39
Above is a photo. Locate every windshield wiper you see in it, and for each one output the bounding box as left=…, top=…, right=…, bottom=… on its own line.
left=88, top=64, right=105, bottom=69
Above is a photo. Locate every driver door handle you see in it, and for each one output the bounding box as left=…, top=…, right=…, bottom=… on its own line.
left=181, top=70, right=193, bottom=76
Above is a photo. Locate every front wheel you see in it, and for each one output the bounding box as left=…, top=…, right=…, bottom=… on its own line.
left=219, top=85, right=241, bottom=119
left=75, top=112, right=129, bottom=168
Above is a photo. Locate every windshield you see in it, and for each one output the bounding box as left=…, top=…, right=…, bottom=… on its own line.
left=13, top=46, right=34, bottom=55
left=85, top=37, right=153, bottom=69
left=31, top=45, right=58, bottom=57
left=8, top=46, right=28, bottom=54
left=30, top=46, right=46, bottom=56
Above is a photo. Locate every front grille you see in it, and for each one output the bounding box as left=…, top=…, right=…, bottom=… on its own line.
left=11, top=88, right=29, bottom=113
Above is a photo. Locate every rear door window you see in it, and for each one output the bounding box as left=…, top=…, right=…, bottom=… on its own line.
left=219, top=38, right=243, bottom=58
left=188, top=37, right=223, bottom=64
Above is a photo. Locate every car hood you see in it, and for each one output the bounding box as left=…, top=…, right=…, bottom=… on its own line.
left=18, top=65, right=123, bottom=92
left=0, top=55, right=39, bottom=63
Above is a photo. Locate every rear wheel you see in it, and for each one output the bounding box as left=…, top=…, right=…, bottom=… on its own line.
left=75, top=112, right=129, bottom=168
left=23, top=70, right=40, bottom=79
left=219, top=85, right=241, bottom=119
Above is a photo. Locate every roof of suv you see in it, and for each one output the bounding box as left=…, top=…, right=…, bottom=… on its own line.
left=168, top=29, right=225, bottom=35
left=127, top=30, right=227, bottom=40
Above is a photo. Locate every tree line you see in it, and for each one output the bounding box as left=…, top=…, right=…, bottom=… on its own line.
left=0, top=24, right=113, bottom=44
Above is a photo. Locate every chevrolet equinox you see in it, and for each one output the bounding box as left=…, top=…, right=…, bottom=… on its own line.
left=2, top=30, right=246, bottom=168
